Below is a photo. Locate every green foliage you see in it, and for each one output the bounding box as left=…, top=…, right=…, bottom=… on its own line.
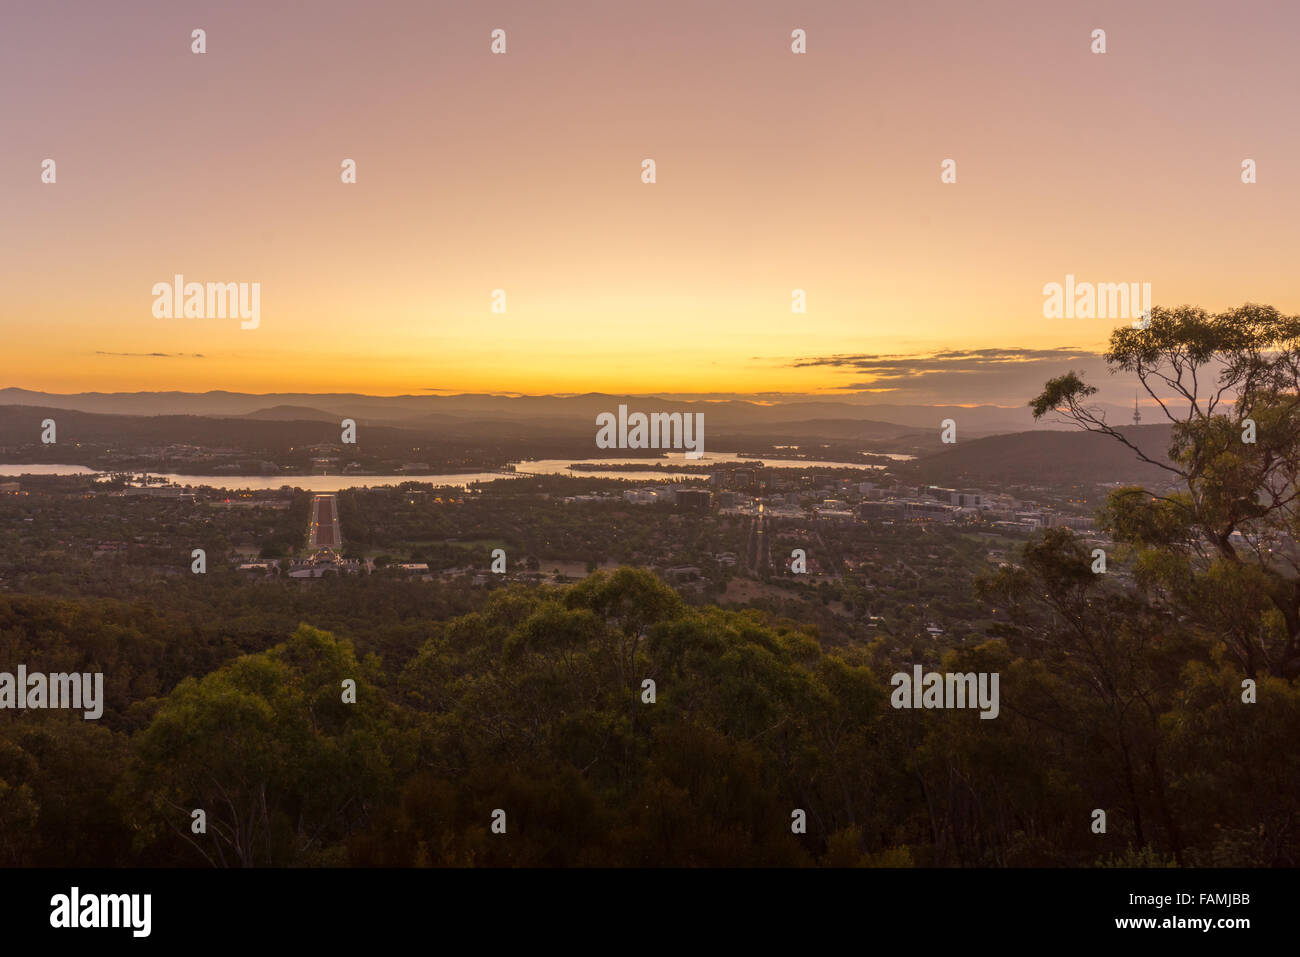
left=123, top=624, right=409, bottom=866
left=2, top=500, right=1298, bottom=868
left=1033, top=303, right=1300, bottom=679
left=1029, top=371, right=1097, bottom=420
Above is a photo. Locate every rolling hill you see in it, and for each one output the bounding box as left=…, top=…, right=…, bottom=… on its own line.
left=906, top=424, right=1178, bottom=489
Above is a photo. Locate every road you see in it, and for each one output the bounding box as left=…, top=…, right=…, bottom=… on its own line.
left=308, top=494, right=341, bottom=551
left=745, top=502, right=772, bottom=575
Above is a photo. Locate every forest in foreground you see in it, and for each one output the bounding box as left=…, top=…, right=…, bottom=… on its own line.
left=0, top=554, right=1295, bottom=867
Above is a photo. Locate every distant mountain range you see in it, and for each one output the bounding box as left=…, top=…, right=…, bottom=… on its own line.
left=0, top=388, right=1143, bottom=438
left=0, top=388, right=1180, bottom=489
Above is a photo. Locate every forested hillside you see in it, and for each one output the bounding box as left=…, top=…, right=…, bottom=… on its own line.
left=908, top=425, right=1176, bottom=488
left=2, top=563, right=1295, bottom=867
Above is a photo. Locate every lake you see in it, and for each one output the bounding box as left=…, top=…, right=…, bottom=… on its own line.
left=0, top=451, right=907, bottom=491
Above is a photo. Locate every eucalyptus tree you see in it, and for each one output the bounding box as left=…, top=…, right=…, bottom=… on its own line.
left=1031, top=304, right=1300, bottom=679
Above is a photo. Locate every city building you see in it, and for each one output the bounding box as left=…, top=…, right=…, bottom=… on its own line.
left=675, top=488, right=712, bottom=511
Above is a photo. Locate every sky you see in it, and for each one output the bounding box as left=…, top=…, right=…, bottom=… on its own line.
left=1, top=0, right=1296, bottom=405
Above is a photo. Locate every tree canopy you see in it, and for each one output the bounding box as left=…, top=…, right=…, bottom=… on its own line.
left=1031, top=303, right=1300, bottom=679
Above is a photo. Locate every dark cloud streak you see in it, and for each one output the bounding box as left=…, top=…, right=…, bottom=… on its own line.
left=786, top=347, right=1139, bottom=406
left=95, top=352, right=205, bottom=359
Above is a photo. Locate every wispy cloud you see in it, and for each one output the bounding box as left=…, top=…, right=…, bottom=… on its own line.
left=791, top=347, right=1092, bottom=378
left=95, top=352, right=205, bottom=359
left=787, top=347, right=1137, bottom=405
